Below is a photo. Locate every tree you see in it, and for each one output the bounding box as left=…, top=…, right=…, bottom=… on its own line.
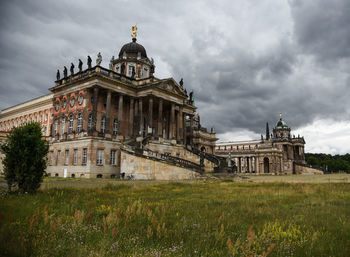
left=0, top=122, right=49, bottom=193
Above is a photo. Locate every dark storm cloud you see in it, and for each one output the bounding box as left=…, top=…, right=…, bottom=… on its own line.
left=0, top=0, right=350, bottom=144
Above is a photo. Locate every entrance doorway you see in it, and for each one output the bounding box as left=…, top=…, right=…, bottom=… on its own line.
left=264, top=157, right=270, bottom=173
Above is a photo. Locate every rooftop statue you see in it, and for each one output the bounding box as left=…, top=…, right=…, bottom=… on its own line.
left=56, top=69, right=60, bottom=81
left=87, top=55, right=92, bottom=69
left=131, top=24, right=137, bottom=39
left=179, top=78, right=183, bottom=87
left=96, top=52, right=102, bottom=66
left=70, top=63, right=74, bottom=75
left=78, top=59, right=83, bottom=72
left=63, top=66, right=67, bottom=78
left=109, top=56, right=114, bottom=70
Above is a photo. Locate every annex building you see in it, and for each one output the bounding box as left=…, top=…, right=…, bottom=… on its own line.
left=215, top=114, right=323, bottom=175
left=0, top=27, right=218, bottom=179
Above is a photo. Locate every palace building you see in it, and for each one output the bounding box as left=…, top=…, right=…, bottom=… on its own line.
left=215, top=114, right=323, bottom=174
left=0, top=27, right=218, bottom=179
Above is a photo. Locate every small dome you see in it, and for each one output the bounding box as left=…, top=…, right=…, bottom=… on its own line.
left=276, top=119, right=288, bottom=128
left=118, top=39, right=147, bottom=58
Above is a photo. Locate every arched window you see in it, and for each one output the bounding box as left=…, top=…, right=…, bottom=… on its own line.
left=77, top=113, right=83, bottom=133
left=101, top=116, right=106, bottom=133
left=61, top=117, right=65, bottom=135
left=113, top=119, right=118, bottom=135
left=88, top=114, right=92, bottom=131
left=54, top=119, right=58, bottom=136
left=68, top=114, right=73, bottom=134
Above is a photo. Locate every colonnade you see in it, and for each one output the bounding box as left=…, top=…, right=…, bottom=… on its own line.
left=91, top=86, right=193, bottom=143
left=234, top=156, right=260, bottom=173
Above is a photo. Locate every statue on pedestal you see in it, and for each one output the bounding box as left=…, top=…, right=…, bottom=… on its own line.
left=78, top=59, right=83, bottom=72
left=70, top=63, right=74, bottom=76
left=179, top=78, right=183, bottom=87
left=87, top=56, right=92, bottom=69
left=63, top=66, right=67, bottom=78
left=121, top=63, right=125, bottom=75
left=96, top=52, right=102, bottom=66
left=109, top=56, right=114, bottom=70
left=56, top=70, right=60, bottom=81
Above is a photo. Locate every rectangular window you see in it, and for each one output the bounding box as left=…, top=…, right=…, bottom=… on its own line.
left=49, top=151, right=53, bottom=166
left=82, top=148, right=87, bottom=165
left=57, top=150, right=61, bottom=165
left=88, top=114, right=92, bottom=131
left=61, top=118, right=65, bottom=135
left=65, top=150, right=69, bottom=165
left=113, top=119, right=118, bottom=135
left=73, top=149, right=78, bottom=165
left=110, top=150, right=116, bottom=165
left=97, top=149, right=103, bottom=165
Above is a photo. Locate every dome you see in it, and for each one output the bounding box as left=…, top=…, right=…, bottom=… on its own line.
left=118, top=38, right=147, bottom=58
left=276, top=119, right=288, bottom=128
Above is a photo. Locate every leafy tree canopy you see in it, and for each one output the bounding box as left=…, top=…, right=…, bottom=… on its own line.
left=305, top=153, right=350, bottom=173
left=1, top=123, right=49, bottom=193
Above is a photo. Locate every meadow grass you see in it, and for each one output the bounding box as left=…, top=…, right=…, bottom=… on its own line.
left=0, top=175, right=349, bottom=256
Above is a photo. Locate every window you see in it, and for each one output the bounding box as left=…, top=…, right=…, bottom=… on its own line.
left=101, top=116, right=106, bottom=133
left=110, top=150, right=116, bottom=165
left=49, top=151, right=53, bottom=166
left=54, top=119, right=58, bottom=136
left=44, top=127, right=47, bottom=136
left=113, top=119, right=118, bottom=135
left=65, top=150, right=69, bottom=165
left=57, top=150, right=61, bottom=165
left=82, top=148, right=87, bottom=165
left=61, top=117, right=65, bottom=135
left=128, top=65, right=135, bottom=76
left=88, top=114, right=92, bottom=131
left=68, top=115, right=73, bottom=134
left=97, top=149, right=103, bottom=165
left=77, top=113, right=83, bottom=133
left=73, top=149, right=78, bottom=165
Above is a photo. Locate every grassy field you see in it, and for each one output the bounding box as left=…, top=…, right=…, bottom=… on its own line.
left=0, top=175, right=349, bottom=256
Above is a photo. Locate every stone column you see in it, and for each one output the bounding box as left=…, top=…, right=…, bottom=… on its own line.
left=139, top=98, right=143, bottom=136
left=179, top=107, right=183, bottom=143
left=129, top=98, right=134, bottom=137
left=118, top=94, right=123, bottom=135
left=170, top=103, right=175, bottom=139
left=176, top=109, right=181, bottom=142
left=158, top=98, right=163, bottom=138
left=248, top=157, right=252, bottom=173
left=92, top=86, right=99, bottom=132
left=148, top=96, right=153, bottom=135
left=256, top=156, right=260, bottom=174
left=189, top=114, right=193, bottom=144
left=105, top=90, right=112, bottom=134
left=183, top=113, right=187, bottom=145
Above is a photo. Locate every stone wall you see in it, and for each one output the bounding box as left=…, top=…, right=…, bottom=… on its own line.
left=294, top=163, right=324, bottom=175
left=147, top=141, right=215, bottom=172
left=46, top=138, right=121, bottom=178
left=120, top=150, right=200, bottom=180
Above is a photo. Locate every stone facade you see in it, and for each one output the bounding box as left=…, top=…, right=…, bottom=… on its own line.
left=215, top=114, right=317, bottom=174
left=0, top=28, right=218, bottom=179
left=120, top=150, right=200, bottom=180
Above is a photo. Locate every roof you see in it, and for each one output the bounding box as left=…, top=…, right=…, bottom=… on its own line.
left=118, top=38, right=147, bottom=58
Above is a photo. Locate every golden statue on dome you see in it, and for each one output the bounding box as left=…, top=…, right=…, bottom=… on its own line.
left=131, top=25, right=137, bottom=40
left=280, top=112, right=282, bottom=119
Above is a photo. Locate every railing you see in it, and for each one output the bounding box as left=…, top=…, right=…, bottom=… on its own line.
left=55, top=66, right=137, bottom=87
left=122, top=140, right=202, bottom=174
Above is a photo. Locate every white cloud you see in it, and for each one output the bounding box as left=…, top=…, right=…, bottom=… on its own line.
left=294, top=119, right=350, bottom=155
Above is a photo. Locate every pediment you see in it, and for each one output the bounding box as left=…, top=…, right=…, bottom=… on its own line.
left=156, top=79, right=187, bottom=97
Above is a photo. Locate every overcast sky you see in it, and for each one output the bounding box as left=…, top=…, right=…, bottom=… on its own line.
left=0, top=0, right=349, bottom=154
